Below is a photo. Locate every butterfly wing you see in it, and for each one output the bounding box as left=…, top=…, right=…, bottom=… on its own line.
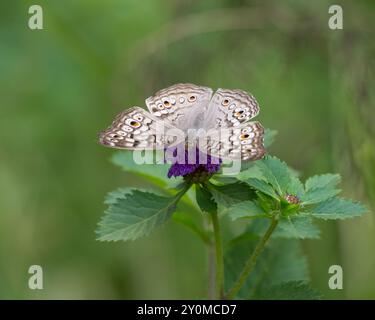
left=100, top=85, right=265, bottom=160
left=145, top=83, right=213, bottom=131
left=99, top=107, right=184, bottom=150
left=205, top=121, right=265, bottom=161
left=203, top=88, right=260, bottom=129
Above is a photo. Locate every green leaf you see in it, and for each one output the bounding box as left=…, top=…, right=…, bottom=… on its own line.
left=308, top=197, right=367, bottom=220
left=244, top=178, right=279, bottom=199
left=227, top=201, right=267, bottom=220
left=97, top=189, right=182, bottom=241
left=237, top=164, right=264, bottom=181
left=276, top=215, right=321, bottom=239
left=210, top=175, right=239, bottom=185
left=301, top=187, right=341, bottom=205
left=254, top=281, right=322, bottom=300
left=104, top=187, right=133, bottom=204
left=286, top=176, right=305, bottom=198
left=207, top=182, right=256, bottom=214
left=305, top=174, right=341, bottom=191
left=195, top=184, right=217, bottom=214
left=301, top=174, right=341, bottom=204
left=238, top=157, right=300, bottom=194
left=241, top=219, right=271, bottom=236
left=111, top=151, right=179, bottom=187
left=254, top=156, right=292, bottom=195
left=244, top=156, right=295, bottom=195
left=243, top=216, right=320, bottom=240
left=225, top=234, right=309, bottom=299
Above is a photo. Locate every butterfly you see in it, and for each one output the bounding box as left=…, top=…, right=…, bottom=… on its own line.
left=99, top=83, right=265, bottom=162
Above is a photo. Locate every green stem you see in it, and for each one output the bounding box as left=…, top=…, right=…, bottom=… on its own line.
left=211, top=211, right=224, bottom=299
left=173, top=182, right=193, bottom=202
left=207, top=237, right=216, bottom=299
left=225, top=217, right=279, bottom=300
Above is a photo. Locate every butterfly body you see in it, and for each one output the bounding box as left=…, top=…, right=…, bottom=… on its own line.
left=99, top=83, right=265, bottom=161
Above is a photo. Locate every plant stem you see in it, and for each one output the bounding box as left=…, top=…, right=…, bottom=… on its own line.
left=173, top=181, right=193, bottom=203
left=211, top=211, right=224, bottom=299
left=207, top=238, right=216, bottom=299
left=225, top=217, right=279, bottom=300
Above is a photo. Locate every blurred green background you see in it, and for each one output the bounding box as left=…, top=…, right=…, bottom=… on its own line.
left=0, top=0, right=374, bottom=299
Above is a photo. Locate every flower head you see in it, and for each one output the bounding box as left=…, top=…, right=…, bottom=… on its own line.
left=285, top=194, right=300, bottom=205
left=166, top=147, right=221, bottom=179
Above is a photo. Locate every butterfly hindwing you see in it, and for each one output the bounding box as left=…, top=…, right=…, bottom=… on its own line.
left=145, top=83, right=213, bottom=130
left=99, top=107, right=183, bottom=150
left=203, top=88, right=260, bottom=129
left=205, top=121, right=265, bottom=161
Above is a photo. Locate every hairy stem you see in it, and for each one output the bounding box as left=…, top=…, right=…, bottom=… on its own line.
left=225, top=217, right=279, bottom=299
left=211, top=211, right=224, bottom=299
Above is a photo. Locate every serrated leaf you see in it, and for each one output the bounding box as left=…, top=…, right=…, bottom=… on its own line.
left=104, top=187, right=133, bottom=204
left=227, top=201, right=267, bottom=220
left=244, top=178, right=279, bottom=199
left=259, top=156, right=292, bottom=191
left=301, top=174, right=342, bottom=205
left=286, top=176, right=305, bottom=198
left=243, top=216, right=320, bottom=239
left=300, top=187, right=341, bottom=205
left=225, top=236, right=309, bottom=299
left=254, top=281, right=322, bottom=300
left=237, top=164, right=264, bottom=181
left=277, top=215, right=321, bottom=239
left=308, top=197, right=367, bottom=220
left=305, top=174, right=341, bottom=191
left=207, top=182, right=256, bottom=214
left=254, top=156, right=292, bottom=195
left=210, top=175, right=239, bottom=185
left=195, top=184, right=217, bottom=214
left=97, top=189, right=181, bottom=241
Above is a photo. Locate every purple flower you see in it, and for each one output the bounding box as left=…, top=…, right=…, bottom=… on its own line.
left=166, top=147, right=221, bottom=178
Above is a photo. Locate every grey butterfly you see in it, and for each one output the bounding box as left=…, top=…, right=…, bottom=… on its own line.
left=99, top=83, right=265, bottom=161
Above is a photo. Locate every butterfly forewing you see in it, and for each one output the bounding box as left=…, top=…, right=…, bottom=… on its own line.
left=203, top=88, right=260, bottom=129
left=145, top=83, right=213, bottom=131
left=99, top=107, right=184, bottom=150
